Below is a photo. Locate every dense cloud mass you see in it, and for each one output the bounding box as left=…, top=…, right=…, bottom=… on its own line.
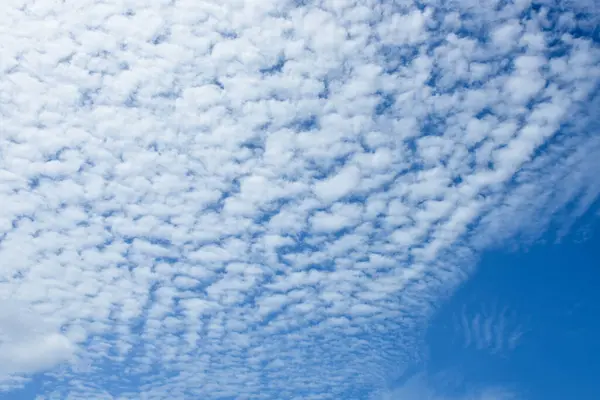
left=0, top=0, right=599, bottom=398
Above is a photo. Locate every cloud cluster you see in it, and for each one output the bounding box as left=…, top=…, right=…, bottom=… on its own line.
left=0, top=0, right=598, bottom=398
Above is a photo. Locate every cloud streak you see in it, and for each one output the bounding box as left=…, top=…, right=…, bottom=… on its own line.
left=455, top=303, right=526, bottom=356
left=374, top=374, right=519, bottom=400
left=0, top=0, right=598, bottom=398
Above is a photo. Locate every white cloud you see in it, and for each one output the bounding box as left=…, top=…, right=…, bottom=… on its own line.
left=0, top=301, right=75, bottom=377
left=454, top=304, right=526, bottom=355
left=310, top=203, right=362, bottom=233
left=313, top=165, right=362, bottom=203
left=0, top=0, right=598, bottom=398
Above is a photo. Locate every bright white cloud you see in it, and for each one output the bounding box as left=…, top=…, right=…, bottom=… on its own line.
left=0, top=0, right=598, bottom=398
left=0, top=301, right=75, bottom=377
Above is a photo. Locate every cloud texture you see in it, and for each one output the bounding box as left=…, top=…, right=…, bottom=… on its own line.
left=0, top=0, right=599, bottom=398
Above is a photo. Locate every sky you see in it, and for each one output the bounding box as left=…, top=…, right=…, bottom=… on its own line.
left=0, top=0, right=599, bottom=399
left=422, top=208, right=600, bottom=400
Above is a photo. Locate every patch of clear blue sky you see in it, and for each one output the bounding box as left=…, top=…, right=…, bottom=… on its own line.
left=425, top=205, right=600, bottom=399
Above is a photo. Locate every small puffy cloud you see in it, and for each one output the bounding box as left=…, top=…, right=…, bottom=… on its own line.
left=313, top=165, right=362, bottom=203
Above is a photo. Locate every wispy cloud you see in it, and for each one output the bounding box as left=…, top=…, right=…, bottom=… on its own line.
left=0, top=0, right=598, bottom=398
left=374, top=373, right=519, bottom=400
left=454, top=304, right=526, bottom=356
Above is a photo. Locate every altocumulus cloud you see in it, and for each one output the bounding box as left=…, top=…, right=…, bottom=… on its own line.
left=0, top=0, right=599, bottom=398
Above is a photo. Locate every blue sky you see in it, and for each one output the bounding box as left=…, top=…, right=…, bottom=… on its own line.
left=0, top=0, right=599, bottom=399
left=420, top=206, right=600, bottom=400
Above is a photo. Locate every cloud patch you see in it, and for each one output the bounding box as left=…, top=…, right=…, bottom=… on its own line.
left=0, top=301, right=75, bottom=377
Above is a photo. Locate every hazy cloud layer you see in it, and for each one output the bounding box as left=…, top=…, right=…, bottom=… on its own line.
left=1, top=0, right=599, bottom=398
